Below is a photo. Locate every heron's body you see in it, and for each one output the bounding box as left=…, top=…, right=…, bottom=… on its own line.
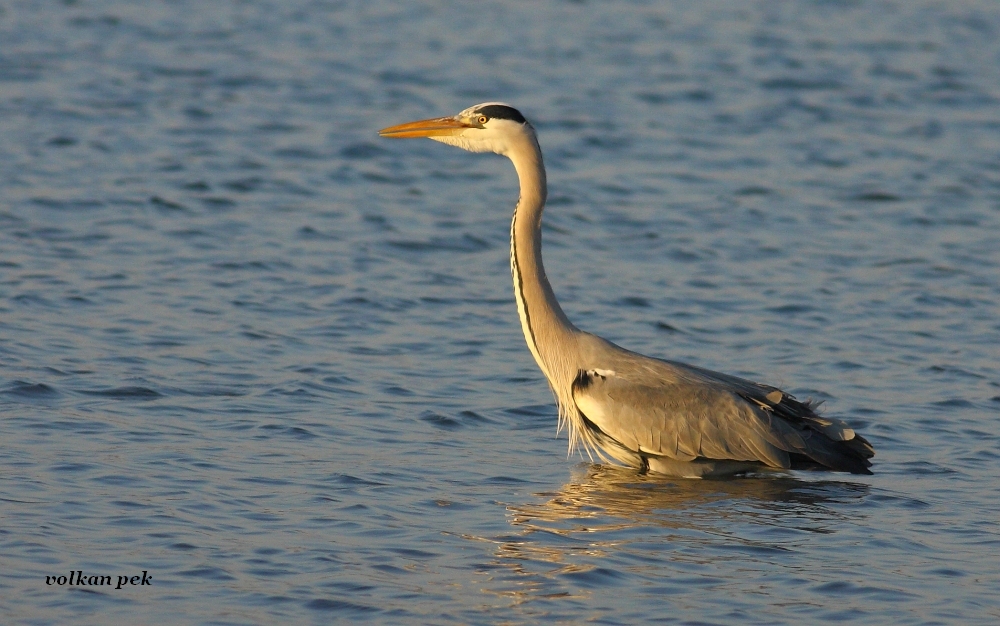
left=380, top=103, right=874, bottom=477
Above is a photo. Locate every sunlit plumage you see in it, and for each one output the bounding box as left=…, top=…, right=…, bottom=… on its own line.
left=379, top=102, right=874, bottom=477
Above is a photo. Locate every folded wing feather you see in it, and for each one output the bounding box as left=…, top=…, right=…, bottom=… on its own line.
left=570, top=359, right=872, bottom=473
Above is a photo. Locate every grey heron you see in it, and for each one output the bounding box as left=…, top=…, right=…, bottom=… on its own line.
left=379, top=103, right=874, bottom=477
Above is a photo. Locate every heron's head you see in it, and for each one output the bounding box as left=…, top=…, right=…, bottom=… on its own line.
left=378, top=102, right=534, bottom=156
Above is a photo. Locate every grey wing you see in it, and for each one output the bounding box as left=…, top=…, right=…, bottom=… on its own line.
left=571, top=365, right=873, bottom=474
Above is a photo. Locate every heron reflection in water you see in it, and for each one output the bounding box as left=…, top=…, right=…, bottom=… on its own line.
left=508, top=464, right=870, bottom=532
left=380, top=103, right=874, bottom=477
left=481, top=466, right=871, bottom=603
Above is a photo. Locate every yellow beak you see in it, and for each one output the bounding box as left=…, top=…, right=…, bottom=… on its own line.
left=378, top=116, right=473, bottom=138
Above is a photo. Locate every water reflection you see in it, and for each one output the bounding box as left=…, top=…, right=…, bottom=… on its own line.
left=510, top=464, right=870, bottom=534
left=475, top=466, right=870, bottom=605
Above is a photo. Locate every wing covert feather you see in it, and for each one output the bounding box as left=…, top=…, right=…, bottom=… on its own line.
left=570, top=335, right=874, bottom=473
left=572, top=370, right=794, bottom=468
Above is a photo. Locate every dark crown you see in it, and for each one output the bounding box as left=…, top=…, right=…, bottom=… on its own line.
left=476, top=104, right=526, bottom=124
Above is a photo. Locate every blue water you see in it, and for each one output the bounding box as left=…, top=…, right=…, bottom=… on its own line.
left=2, top=0, right=999, bottom=623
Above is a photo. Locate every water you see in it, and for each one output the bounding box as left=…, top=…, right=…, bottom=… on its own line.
left=2, top=0, right=999, bottom=623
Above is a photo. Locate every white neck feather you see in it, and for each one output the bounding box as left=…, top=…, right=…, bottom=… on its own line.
left=503, top=131, right=587, bottom=451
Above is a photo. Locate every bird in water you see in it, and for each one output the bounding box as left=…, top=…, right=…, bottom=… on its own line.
left=379, top=103, right=874, bottom=477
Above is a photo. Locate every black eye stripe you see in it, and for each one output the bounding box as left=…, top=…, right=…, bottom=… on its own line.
left=476, top=105, right=526, bottom=124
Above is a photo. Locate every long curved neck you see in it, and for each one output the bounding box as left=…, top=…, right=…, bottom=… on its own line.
left=506, top=135, right=579, bottom=391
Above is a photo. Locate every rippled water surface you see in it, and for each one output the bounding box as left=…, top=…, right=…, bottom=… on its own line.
left=3, top=0, right=1000, bottom=623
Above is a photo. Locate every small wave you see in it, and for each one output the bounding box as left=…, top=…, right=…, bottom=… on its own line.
left=77, top=386, right=162, bottom=399
left=3, top=381, right=59, bottom=398
left=306, top=598, right=380, bottom=614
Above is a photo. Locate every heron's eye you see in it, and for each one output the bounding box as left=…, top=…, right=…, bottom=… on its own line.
left=478, top=115, right=488, bottom=125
